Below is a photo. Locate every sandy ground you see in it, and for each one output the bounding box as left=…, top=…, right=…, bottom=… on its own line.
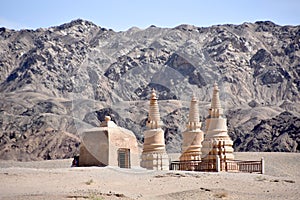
left=0, top=152, right=299, bottom=200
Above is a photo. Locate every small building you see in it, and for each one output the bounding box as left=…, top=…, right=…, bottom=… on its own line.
left=78, top=116, right=139, bottom=168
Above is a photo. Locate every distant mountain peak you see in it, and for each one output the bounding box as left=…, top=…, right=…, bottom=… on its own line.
left=55, top=18, right=100, bottom=30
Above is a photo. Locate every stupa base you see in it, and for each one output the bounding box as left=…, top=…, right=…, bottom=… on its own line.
left=141, top=151, right=169, bottom=170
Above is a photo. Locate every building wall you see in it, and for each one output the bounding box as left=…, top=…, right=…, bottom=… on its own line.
left=108, top=128, right=140, bottom=167
left=79, top=145, right=105, bottom=166
left=79, top=129, right=109, bottom=166
left=79, top=127, right=140, bottom=168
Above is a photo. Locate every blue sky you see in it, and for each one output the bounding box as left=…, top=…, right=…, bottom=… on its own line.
left=1, top=0, right=299, bottom=31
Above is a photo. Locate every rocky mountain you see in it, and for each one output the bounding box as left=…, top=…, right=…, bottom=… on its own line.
left=0, top=19, right=299, bottom=161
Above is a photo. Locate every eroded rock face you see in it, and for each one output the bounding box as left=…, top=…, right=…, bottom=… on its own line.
left=0, top=19, right=300, bottom=160
left=234, top=111, right=300, bottom=152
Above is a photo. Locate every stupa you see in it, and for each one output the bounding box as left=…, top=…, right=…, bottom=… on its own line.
left=140, top=89, right=169, bottom=170
left=179, top=95, right=204, bottom=168
left=201, top=83, right=234, bottom=167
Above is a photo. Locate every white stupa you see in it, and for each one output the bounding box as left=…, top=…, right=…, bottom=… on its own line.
left=201, top=83, right=235, bottom=163
left=179, top=95, right=204, bottom=164
left=140, top=89, right=169, bottom=170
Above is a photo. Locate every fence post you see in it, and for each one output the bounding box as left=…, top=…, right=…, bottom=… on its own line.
left=261, top=157, right=265, bottom=174
left=224, top=155, right=227, bottom=171
left=216, top=155, right=220, bottom=172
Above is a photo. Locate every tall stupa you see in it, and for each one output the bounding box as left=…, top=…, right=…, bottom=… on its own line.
left=140, top=89, right=169, bottom=170
left=201, top=83, right=234, bottom=164
left=179, top=95, right=204, bottom=164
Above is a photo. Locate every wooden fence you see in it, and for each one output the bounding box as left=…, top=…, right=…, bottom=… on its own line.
left=170, top=157, right=264, bottom=174
left=234, top=160, right=263, bottom=173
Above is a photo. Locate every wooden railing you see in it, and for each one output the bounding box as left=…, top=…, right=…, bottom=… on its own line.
left=197, top=160, right=217, bottom=172
left=170, top=157, right=264, bottom=174
left=170, top=160, right=215, bottom=171
left=170, top=160, right=201, bottom=171
left=235, top=160, right=263, bottom=173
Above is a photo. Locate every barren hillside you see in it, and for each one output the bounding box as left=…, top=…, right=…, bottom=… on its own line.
left=0, top=20, right=299, bottom=160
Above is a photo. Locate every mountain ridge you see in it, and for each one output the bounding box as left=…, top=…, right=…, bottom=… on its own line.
left=0, top=19, right=299, bottom=161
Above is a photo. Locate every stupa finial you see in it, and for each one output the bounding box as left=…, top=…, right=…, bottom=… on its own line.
left=191, top=93, right=197, bottom=102
left=151, top=88, right=157, bottom=100
left=211, top=82, right=221, bottom=109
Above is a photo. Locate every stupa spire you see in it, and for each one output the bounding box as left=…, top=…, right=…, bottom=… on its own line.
left=208, top=82, right=224, bottom=119
left=146, top=89, right=162, bottom=129
left=187, top=95, right=201, bottom=131
left=211, top=82, right=221, bottom=109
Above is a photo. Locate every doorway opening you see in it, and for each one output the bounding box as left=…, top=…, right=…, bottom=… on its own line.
left=118, top=148, right=130, bottom=168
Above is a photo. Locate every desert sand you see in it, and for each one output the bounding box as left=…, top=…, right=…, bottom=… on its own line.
left=0, top=152, right=299, bottom=200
